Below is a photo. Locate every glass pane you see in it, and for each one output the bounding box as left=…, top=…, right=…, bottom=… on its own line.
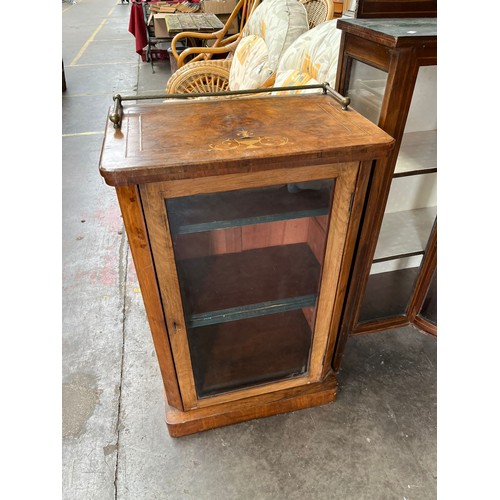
left=419, top=269, right=437, bottom=325
left=395, top=65, right=437, bottom=175
left=166, top=181, right=335, bottom=398
left=350, top=60, right=437, bottom=327
left=357, top=65, right=437, bottom=325
left=359, top=212, right=437, bottom=325
left=347, top=60, right=388, bottom=125
left=374, top=176, right=437, bottom=261
left=359, top=255, right=422, bottom=323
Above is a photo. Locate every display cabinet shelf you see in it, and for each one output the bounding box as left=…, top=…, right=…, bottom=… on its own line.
left=188, top=310, right=312, bottom=397
left=395, top=130, right=437, bottom=175
left=384, top=174, right=436, bottom=213
left=168, top=184, right=331, bottom=235
left=177, top=243, right=321, bottom=328
left=373, top=206, right=437, bottom=262
left=187, top=294, right=317, bottom=329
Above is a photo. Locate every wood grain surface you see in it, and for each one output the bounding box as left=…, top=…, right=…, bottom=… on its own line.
left=99, top=94, right=394, bottom=186
left=165, top=372, right=338, bottom=437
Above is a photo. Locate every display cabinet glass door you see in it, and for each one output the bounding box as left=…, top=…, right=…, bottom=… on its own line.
left=346, top=60, right=388, bottom=125
left=165, top=181, right=334, bottom=398
left=349, top=64, right=437, bottom=325
left=141, top=162, right=361, bottom=409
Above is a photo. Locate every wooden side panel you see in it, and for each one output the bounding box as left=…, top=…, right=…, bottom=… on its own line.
left=342, top=33, right=392, bottom=71
left=211, top=227, right=243, bottom=255
left=170, top=229, right=242, bottom=259
left=355, top=0, right=437, bottom=18
left=172, top=218, right=311, bottom=258
left=309, top=165, right=359, bottom=380
left=115, top=185, right=183, bottom=410
left=140, top=183, right=200, bottom=409
left=241, top=219, right=309, bottom=250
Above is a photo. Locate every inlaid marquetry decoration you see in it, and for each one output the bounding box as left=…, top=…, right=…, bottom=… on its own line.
left=209, top=129, right=290, bottom=151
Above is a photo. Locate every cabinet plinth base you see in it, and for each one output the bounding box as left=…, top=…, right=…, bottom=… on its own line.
left=165, top=373, right=338, bottom=437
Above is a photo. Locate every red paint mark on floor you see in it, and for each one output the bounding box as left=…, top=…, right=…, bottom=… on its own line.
left=91, top=203, right=123, bottom=234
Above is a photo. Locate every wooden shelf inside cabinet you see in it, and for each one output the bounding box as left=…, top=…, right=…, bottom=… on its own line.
left=373, top=206, right=436, bottom=263
left=99, top=92, right=394, bottom=436
left=395, top=130, right=437, bottom=175
left=189, top=310, right=312, bottom=397
left=177, top=243, right=320, bottom=328
left=167, top=184, right=331, bottom=235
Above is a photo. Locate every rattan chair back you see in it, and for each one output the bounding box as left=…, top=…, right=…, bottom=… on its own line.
left=300, top=0, right=335, bottom=28
left=171, top=0, right=261, bottom=68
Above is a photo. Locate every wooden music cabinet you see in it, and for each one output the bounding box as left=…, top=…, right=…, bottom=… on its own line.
left=99, top=92, right=393, bottom=437
left=333, top=16, right=437, bottom=371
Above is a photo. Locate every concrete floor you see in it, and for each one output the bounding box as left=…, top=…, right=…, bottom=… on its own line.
left=62, top=1, right=437, bottom=498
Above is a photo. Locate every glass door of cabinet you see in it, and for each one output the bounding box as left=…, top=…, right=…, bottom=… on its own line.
left=356, top=64, right=437, bottom=325
left=141, top=167, right=358, bottom=409
left=346, top=60, right=388, bottom=125
left=167, top=181, right=334, bottom=398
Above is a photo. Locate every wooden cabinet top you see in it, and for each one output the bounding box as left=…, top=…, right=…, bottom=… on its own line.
left=99, top=93, right=394, bottom=187
left=337, top=17, right=436, bottom=48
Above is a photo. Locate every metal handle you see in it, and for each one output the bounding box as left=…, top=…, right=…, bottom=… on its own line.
left=109, top=94, right=123, bottom=129
left=108, top=83, right=350, bottom=129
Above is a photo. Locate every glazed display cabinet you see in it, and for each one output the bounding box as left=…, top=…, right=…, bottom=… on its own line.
left=333, top=17, right=437, bottom=370
left=99, top=90, right=393, bottom=436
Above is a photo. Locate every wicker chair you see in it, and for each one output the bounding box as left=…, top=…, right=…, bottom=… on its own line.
left=300, top=0, right=335, bottom=29
left=166, top=0, right=329, bottom=95
left=169, top=0, right=260, bottom=69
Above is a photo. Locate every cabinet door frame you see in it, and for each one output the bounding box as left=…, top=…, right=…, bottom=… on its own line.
left=408, top=220, right=437, bottom=335
left=140, top=162, right=360, bottom=410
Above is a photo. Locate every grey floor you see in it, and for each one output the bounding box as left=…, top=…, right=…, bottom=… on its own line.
left=62, top=0, right=437, bottom=498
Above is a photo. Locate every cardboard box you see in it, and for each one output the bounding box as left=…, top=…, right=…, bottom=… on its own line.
left=201, top=0, right=238, bottom=15
left=153, top=14, right=170, bottom=38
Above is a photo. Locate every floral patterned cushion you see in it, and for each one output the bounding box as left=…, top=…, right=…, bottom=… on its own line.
left=229, top=0, right=309, bottom=91
left=274, top=19, right=342, bottom=91
left=229, top=35, right=275, bottom=90
left=273, top=68, right=320, bottom=93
